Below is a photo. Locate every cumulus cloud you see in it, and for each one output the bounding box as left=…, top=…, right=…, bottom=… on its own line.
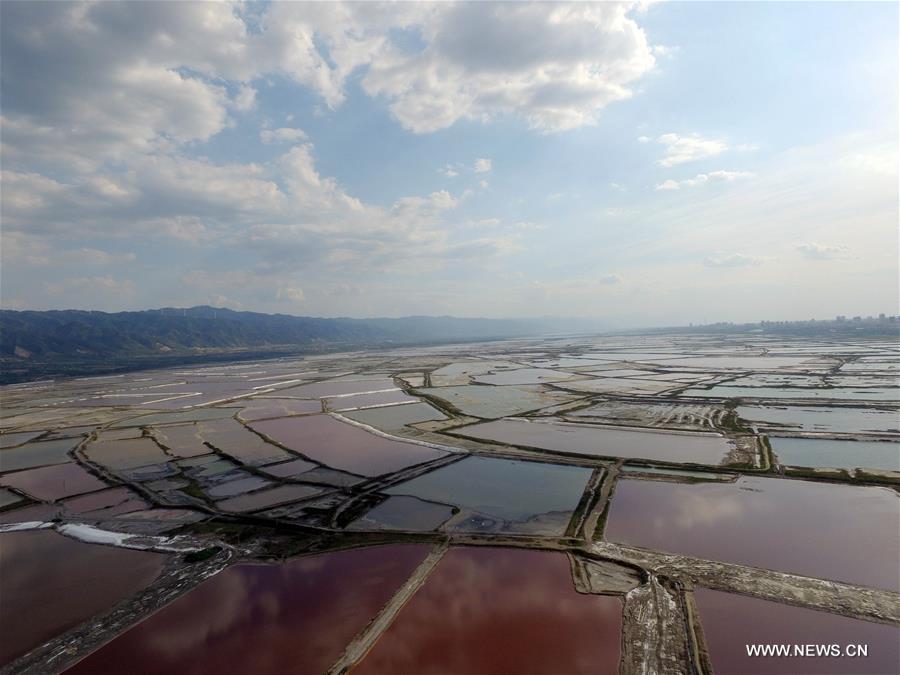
left=796, top=242, right=851, bottom=260
left=703, top=253, right=764, bottom=268
left=3, top=1, right=750, bottom=316
left=656, top=133, right=728, bottom=167
left=655, top=170, right=752, bottom=190
left=260, top=127, right=308, bottom=144
left=362, top=3, right=656, bottom=133
left=0, top=0, right=661, bottom=194
left=1, top=2, right=238, bottom=169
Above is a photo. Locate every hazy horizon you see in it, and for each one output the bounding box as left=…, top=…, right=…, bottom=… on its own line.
left=4, top=303, right=897, bottom=335
left=2, top=2, right=897, bottom=326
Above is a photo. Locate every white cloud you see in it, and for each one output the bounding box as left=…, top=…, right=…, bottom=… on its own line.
left=474, top=158, right=492, bottom=173
left=362, top=3, right=656, bottom=133
left=656, top=133, right=728, bottom=167
left=637, top=136, right=651, bottom=143
left=0, top=0, right=660, bottom=201
left=651, top=44, right=679, bottom=58
left=479, top=180, right=489, bottom=189
left=231, top=85, right=257, bottom=112
left=609, top=182, right=626, bottom=191
left=703, top=253, right=764, bottom=268
left=796, top=242, right=851, bottom=260
left=441, top=165, right=459, bottom=177
left=655, top=170, right=753, bottom=190
left=260, top=127, right=308, bottom=144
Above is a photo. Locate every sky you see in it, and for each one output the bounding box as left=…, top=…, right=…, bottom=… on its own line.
left=1, top=1, right=897, bottom=328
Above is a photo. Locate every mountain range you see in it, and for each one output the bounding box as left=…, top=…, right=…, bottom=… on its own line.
left=0, top=307, right=601, bottom=383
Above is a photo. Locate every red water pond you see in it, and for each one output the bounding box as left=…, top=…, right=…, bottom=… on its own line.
left=67, top=544, right=431, bottom=674
left=693, top=588, right=900, bottom=674
left=355, top=547, right=622, bottom=674
left=1, top=530, right=165, bottom=666
left=251, top=414, right=446, bottom=476
left=604, top=476, right=900, bottom=591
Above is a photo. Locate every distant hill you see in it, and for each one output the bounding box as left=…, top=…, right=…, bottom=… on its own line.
left=0, top=307, right=601, bottom=383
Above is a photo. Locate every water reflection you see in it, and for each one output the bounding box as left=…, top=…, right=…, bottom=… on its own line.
left=0, top=437, right=79, bottom=472
left=355, top=547, right=622, bottom=674
left=737, top=404, right=900, bottom=435
left=769, top=437, right=900, bottom=472
left=1, top=530, right=165, bottom=666
left=386, top=456, right=591, bottom=534
left=415, top=384, right=578, bottom=418
left=694, top=588, right=900, bottom=674
left=251, top=415, right=446, bottom=476
left=605, top=476, right=900, bottom=590
left=343, top=402, right=447, bottom=431
left=455, top=418, right=734, bottom=465
left=67, top=544, right=431, bottom=674
left=1, top=462, right=107, bottom=500
left=348, top=496, right=455, bottom=531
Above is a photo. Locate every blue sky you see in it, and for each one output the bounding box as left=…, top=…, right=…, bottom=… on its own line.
left=1, top=1, right=897, bottom=327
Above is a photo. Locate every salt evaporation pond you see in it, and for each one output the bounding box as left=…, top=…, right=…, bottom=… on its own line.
left=453, top=418, right=736, bottom=465
left=0, top=431, right=45, bottom=448
left=1, top=462, right=107, bottom=500
left=604, top=475, right=900, bottom=590
left=1, top=530, right=165, bottom=666
left=385, top=455, right=592, bottom=534
left=342, top=401, right=447, bottom=431
left=251, top=414, right=446, bottom=476
left=237, top=398, right=322, bottom=421
left=84, top=438, right=169, bottom=470
left=348, top=495, right=455, bottom=531
left=67, top=544, right=431, bottom=674
left=415, top=384, right=579, bottom=418
left=354, top=547, right=622, bottom=674
left=737, top=404, right=900, bottom=435
left=683, top=385, right=899, bottom=402
left=693, top=588, right=900, bottom=674
left=0, top=437, right=79, bottom=472
left=150, top=423, right=212, bottom=458
left=769, top=437, right=900, bottom=472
